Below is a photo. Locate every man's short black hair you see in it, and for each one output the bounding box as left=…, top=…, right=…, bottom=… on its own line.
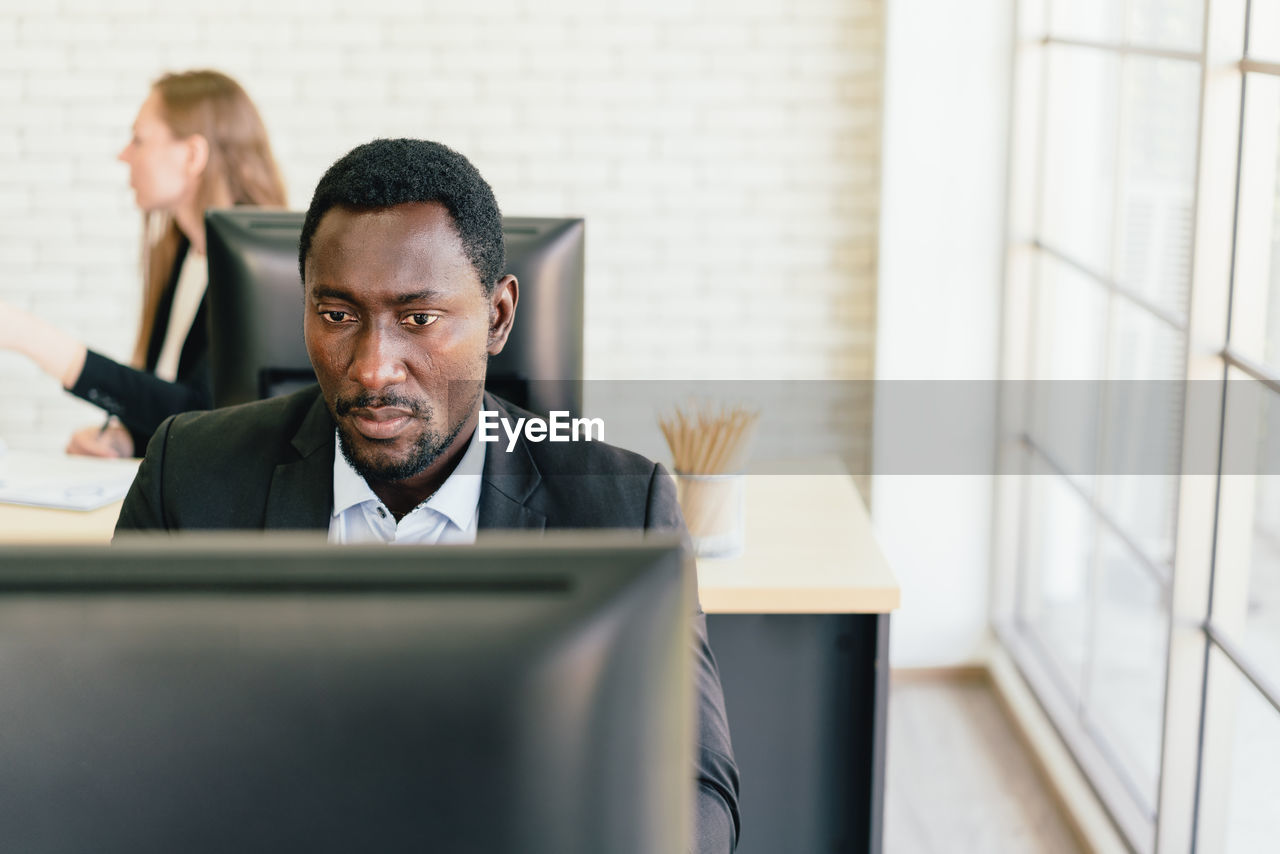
left=298, top=138, right=505, bottom=292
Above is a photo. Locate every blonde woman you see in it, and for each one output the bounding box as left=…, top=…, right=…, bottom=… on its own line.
left=0, top=70, right=286, bottom=457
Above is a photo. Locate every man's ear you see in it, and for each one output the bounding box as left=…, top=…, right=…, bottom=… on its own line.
left=487, top=274, right=518, bottom=355
left=185, top=133, right=210, bottom=179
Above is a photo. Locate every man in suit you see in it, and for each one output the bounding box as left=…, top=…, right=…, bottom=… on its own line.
left=116, top=138, right=740, bottom=852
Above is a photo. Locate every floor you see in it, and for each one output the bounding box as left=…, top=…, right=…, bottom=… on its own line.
left=883, top=673, right=1086, bottom=854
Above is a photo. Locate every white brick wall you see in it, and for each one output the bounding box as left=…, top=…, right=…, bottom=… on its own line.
left=0, top=0, right=882, bottom=474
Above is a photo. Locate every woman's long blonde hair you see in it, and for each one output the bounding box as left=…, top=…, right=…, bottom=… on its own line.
left=133, top=70, right=287, bottom=366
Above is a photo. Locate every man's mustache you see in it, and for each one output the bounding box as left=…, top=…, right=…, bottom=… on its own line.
left=334, top=392, right=428, bottom=418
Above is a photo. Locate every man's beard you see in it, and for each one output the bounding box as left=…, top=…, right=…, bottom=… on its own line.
left=332, top=387, right=476, bottom=483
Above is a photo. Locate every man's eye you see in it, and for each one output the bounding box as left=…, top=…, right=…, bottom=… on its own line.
left=321, top=310, right=351, bottom=323
left=406, top=313, right=439, bottom=327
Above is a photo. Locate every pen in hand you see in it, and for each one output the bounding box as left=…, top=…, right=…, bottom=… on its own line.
left=67, top=417, right=131, bottom=458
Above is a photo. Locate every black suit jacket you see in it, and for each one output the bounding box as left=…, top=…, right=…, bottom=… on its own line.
left=116, top=386, right=741, bottom=852
left=70, top=238, right=212, bottom=451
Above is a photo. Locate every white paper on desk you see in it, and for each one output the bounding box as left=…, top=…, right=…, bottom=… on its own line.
left=0, top=451, right=140, bottom=512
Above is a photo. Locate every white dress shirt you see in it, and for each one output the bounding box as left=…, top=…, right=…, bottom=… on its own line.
left=153, top=250, right=206, bottom=382
left=327, top=423, right=485, bottom=545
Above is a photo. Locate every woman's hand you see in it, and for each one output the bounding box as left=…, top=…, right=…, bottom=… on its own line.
left=0, top=298, right=88, bottom=388
left=66, top=422, right=134, bottom=458
left=0, top=298, right=30, bottom=349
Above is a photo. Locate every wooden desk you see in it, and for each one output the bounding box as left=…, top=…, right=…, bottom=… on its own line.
left=0, top=500, right=125, bottom=543
left=697, top=464, right=899, bottom=614
left=0, top=459, right=898, bottom=854
left=0, top=450, right=137, bottom=542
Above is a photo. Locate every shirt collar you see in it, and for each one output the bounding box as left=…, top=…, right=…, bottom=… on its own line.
left=331, top=419, right=486, bottom=531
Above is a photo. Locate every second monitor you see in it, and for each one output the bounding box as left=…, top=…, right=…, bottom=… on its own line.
left=205, top=210, right=584, bottom=416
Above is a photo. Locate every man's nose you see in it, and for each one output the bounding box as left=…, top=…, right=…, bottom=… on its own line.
left=348, top=327, right=408, bottom=390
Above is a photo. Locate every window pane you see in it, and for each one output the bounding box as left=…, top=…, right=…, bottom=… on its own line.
left=1249, top=0, right=1280, bottom=62
left=1049, top=0, right=1124, bottom=42
left=1197, top=648, right=1280, bottom=854
left=1114, top=58, right=1199, bottom=319
left=1096, top=472, right=1177, bottom=568
left=1220, top=378, right=1280, bottom=690
left=1030, top=254, right=1107, bottom=488
left=1231, top=74, right=1280, bottom=371
left=1265, top=80, right=1280, bottom=374
left=1042, top=45, right=1120, bottom=274
left=1106, top=294, right=1187, bottom=382
left=1127, top=0, right=1204, bottom=52
left=1096, top=300, right=1185, bottom=566
left=1021, top=459, right=1094, bottom=700
left=1246, top=473, right=1280, bottom=678
left=1084, top=528, right=1169, bottom=812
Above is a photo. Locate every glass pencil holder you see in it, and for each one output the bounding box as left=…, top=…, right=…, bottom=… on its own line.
left=674, top=471, right=745, bottom=558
